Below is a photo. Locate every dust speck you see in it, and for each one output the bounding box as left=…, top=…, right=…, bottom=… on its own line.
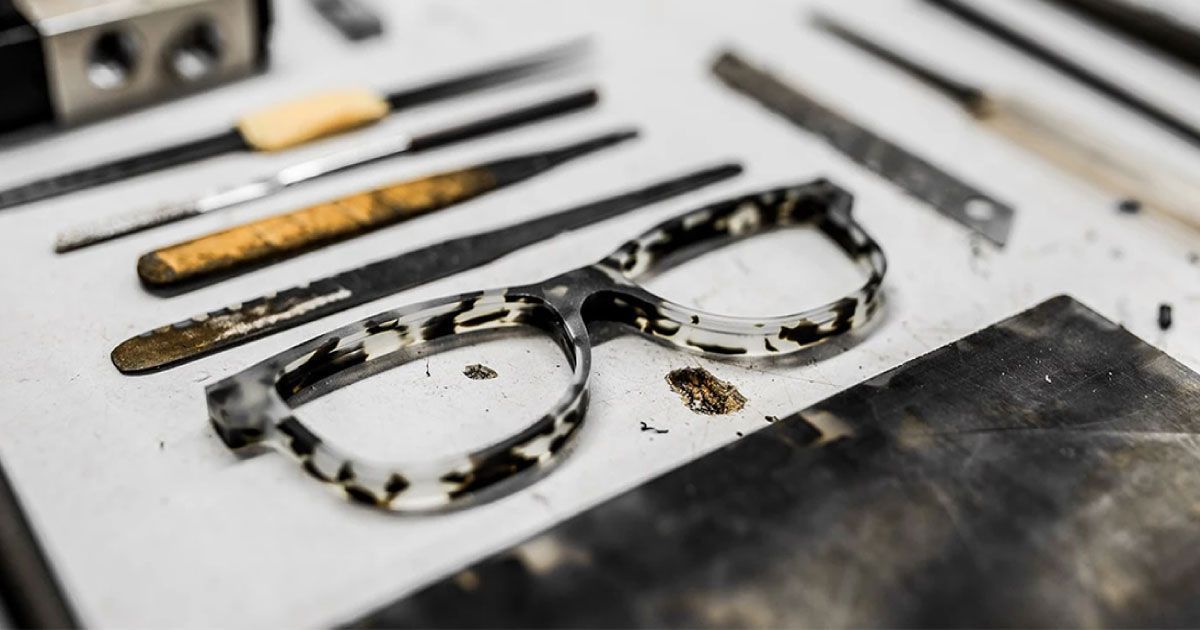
left=463, top=364, right=498, bottom=380
left=666, top=367, right=747, bottom=415
left=639, top=421, right=668, bottom=434
left=1159, top=303, right=1173, bottom=331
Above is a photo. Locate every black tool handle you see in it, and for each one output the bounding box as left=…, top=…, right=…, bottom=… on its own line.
left=408, top=90, right=600, bottom=152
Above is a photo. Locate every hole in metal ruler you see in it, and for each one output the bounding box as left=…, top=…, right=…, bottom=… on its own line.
left=965, top=197, right=998, bottom=222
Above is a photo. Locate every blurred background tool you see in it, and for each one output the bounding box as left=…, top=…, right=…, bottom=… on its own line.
left=54, top=89, right=601, bottom=253
left=815, top=15, right=1200, bottom=233
left=362, top=295, right=1200, bottom=627
left=134, top=130, right=637, bottom=287
left=0, top=453, right=79, bottom=628
left=0, top=0, right=273, bottom=133
left=110, top=162, right=743, bottom=373
left=1036, top=0, right=1200, bottom=71
left=712, top=50, right=1015, bottom=246
left=922, top=0, right=1200, bottom=148
left=308, top=0, right=383, bottom=42
left=0, top=39, right=587, bottom=211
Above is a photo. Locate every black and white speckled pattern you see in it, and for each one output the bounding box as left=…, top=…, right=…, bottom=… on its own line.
left=206, top=179, right=887, bottom=512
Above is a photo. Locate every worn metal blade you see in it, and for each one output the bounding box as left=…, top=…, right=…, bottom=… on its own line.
left=366, top=295, right=1200, bottom=627
left=110, top=163, right=742, bottom=373
left=713, top=50, right=1015, bottom=246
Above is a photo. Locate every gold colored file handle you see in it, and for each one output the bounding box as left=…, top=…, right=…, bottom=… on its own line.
left=136, top=129, right=637, bottom=287
left=137, top=168, right=495, bottom=286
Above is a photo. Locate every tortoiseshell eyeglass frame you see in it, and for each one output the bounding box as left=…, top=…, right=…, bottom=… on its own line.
left=205, top=179, right=887, bottom=512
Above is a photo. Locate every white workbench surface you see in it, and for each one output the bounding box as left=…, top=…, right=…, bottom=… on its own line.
left=2, top=0, right=1199, bottom=626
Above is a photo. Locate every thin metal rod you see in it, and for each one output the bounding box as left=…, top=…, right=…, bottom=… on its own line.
left=812, top=14, right=985, bottom=109
left=0, top=130, right=248, bottom=211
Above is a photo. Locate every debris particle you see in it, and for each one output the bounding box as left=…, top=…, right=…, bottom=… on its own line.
left=454, top=570, right=480, bottom=591
left=765, top=415, right=779, bottom=423
left=425, top=358, right=431, bottom=378
left=1044, top=375, right=1052, bottom=384
left=640, top=421, right=668, bottom=434
left=463, top=364, right=498, bottom=380
left=736, top=431, right=744, bottom=437
left=159, top=441, right=165, bottom=450
left=1117, top=198, right=1142, bottom=214
left=665, top=367, right=747, bottom=415
left=1189, top=252, right=1200, bottom=266
left=1159, top=303, right=1173, bottom=331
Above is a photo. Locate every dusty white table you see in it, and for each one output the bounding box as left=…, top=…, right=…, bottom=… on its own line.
left=2, top=0, right=1199, bottom=626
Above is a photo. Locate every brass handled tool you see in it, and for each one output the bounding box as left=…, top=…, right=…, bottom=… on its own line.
left=816, top=15, right=1200, bottom=233
left=111, top=163, right=743, bottom=373
left=54, top=89, right=600, bottom=252
left=136, top=130, right=637, bottom=287
left=922, top=0, right=1200, bottom=149
left=0, top=40, right=586, bottom=211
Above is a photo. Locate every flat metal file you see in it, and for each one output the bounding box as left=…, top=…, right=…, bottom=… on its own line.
left=816, top=15, right=1200, bottom=233
left=134, top=130, right=637, bottom=287
left=363, top=295, right=1200, bottom=627
left=712, top=50, right=1015, bottom=246
left=54, top=89, right=601, bottom=252
left=110, top=163, right=743, bottom=374
left=923, top=0, right=1200, bottom=148
left=0, top=40, right=587, bottom=210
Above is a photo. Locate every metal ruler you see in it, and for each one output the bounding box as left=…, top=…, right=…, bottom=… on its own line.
left=712, top=50, right=1015, bottom=246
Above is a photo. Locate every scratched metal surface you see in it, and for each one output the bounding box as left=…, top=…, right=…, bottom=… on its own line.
left=1, top=1, right=1200, bottom=627
left=369, top=295, right=1200, bottom=628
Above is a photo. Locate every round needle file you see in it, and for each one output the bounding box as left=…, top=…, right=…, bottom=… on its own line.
left=814, top=14, right=1200, bottom=233
left=0, top=40, right=587, bottom=211
left=55, top=89, right=600, bottom=252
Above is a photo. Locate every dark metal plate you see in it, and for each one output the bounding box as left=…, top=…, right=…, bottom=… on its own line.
left=362, top=295, right=1200, bottom=628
